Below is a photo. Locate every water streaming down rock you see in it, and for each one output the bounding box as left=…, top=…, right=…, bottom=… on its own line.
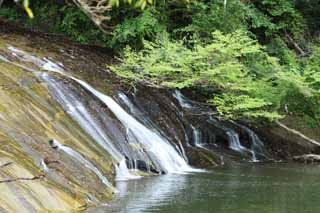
left=8, top=45, right=268, bottom=177
left=40, top=159, right=49, bottom=172
left=74, top=82, right=194, bottom=173
left=21, top=48, right=195, bottom=174
left=117, top=92, right=154, bottom=126
left=7, top=47, right=134, bottom=180
left=173, top=90, right=193, bottom=109
left=231, top=122, right=269, bottom=161
left=172, top=90, right=268, bottom=160
left=190, top=125, right=214, bottom=153
left=226, top=130, right=248, bottom=153
left=246, top=129, right=268, bottom=161
left=174, top=91, right=246, bottom=154
left=42, top=67, right=195, bottom=173
left=115, top=160, right=141, bottom=181
left=191, top=125, right=202, bottom=147
left=42, top=73, right=139, bottom=181
left=7, top=47, right=143, bottom=179
left=118, top=92, right=189, bottom=163
left=49, top=139, right=114, bottom=189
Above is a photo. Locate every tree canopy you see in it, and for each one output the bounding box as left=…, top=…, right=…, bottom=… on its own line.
left=1, top=0, right=319, bottom=124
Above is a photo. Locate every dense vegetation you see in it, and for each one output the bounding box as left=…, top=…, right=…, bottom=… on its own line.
left=1, top=0, right=319, bottom=124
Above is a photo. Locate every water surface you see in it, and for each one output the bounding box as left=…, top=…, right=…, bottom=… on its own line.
left=90, top=163, right=320, bottom=213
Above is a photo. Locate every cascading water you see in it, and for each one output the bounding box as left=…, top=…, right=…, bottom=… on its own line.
left=42, top=73, right=139, bottom=180
left=115, top=160, right=141, bottom=181
left=118, top=92, right=189, bottom=163
left=49, top=139, right=114, bottom=189
left=76, top=84, right=194, bottom=173
left=174, top=90, right=255, bottom=158
left=173, top=90, right=193, bottom=109
left=40, top=159, right=49, bottom=172
left=207, top=117, right=251, bottom=154
left=191, top=125, right=201, bottom=147
left=190, top=125, right=212, bottom=152
left=7, top=46, right=140, bottom=180
left=246, top=128, right=268, bottom=161
left=225, top=130, right=248, bottom=153
left=230, top=122, right=269, bottom=161
left=8, top=46, right=195, bottom=174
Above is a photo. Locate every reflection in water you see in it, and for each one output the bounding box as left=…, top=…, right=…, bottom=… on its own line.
left=90, top=164, right=320, bottom=213
left=99, top=174, right=187, bottom=213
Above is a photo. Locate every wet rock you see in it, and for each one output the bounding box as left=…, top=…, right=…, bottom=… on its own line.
left=293, top=154, right=320, bottom=164
left=255, top=118, right=320, bottom=160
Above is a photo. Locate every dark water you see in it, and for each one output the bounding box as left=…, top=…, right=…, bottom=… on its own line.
left=90, top=163, right=320, bottom=213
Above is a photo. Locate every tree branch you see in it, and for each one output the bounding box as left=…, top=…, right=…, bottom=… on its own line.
left=284, top=31, right=306, bottom=56
left=0, top=162, right=13, bottom=169
left=276, top=121, right=320, bottom=147
left=0, top=174, right=45, bottom=183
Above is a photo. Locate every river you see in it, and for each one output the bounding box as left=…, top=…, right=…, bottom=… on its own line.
left=90, top=163, right=320, bottom=213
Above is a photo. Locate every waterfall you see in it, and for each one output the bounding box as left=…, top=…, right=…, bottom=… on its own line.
left=115, top=160, right=141, bottom=181
left=8, top=46, right=199, bottom=176
left=73, top=80, right=193, bottom=173
left=42, top=74, right=123, bottom=162
left=49, top=139, right=114, bottom=189
left=190, top=125, right=212, bottom=152
left=42, top=73, right=138, bottom=180
left=207, top=117, right=253, bottom=158
left=230, top=122, right=269, bottom=161
left=191, top=125, right=201, bottom=146
left=173, top=90, right=193, bottom=109
left=173, top=90, right=261, bottom=161
left=247, top=129, right=267, bottom=161
left=226, top=130, right=248, bottom=153
left=118, top=92, right=189, bottom=163
left=38, top=63, right=194, bottom=173
left=40, top=159, right=49, bottom=172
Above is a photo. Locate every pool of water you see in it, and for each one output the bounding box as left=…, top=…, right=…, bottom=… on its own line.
left=89, top=163, right=320, bottom=213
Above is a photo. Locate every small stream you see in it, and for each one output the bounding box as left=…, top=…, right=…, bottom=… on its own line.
left=90, top=163, right=320, bottom=213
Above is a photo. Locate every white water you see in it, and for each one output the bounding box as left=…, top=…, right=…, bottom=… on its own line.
left=75, top=80, right=193, bottom=173
left=237, top=124, right=267, bottom=161
left=190, top=125, right=215, bottom=152
left=42, top=73, right=123, bottom=162
left=226, top=131, right=248, bottom=153
left=229, top=121, right=269, bottom=161
left=8, top=46, right=198, bottom=176
left=118, top=92, right=190, bottom=164
left=40, top=159, right=49, bottom=172
left=42, top=73, right=139, bottom=181
left=115, top=160, right=141, bottom=181
left=191, top=125, right=202, bottom=146
left=173, top=90, right=193, bottom=109
left=50, top=139, right=114, bottom=189
left=208, top=117, right=251, bottom=156
left=247, top=129, right=266, bottom=161
left=7, top=46, right=139, bottom=181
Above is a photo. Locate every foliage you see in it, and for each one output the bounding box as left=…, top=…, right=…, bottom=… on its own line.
left=304, top=46, right=320, bottom=90
left=111, top=31, right=284, bottom=121
left=110, top=8, right=165, bottom=50
left=295, top=0, right=320, bottom=36
left=178, top=0, right=248, bottom=39
left=250, top=0, right=305, bottom=36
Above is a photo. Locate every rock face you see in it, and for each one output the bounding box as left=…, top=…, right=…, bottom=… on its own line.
left=1, top=20, right=320, bottom=211
left=0, top=22, right=116, bottom=211
left=293, top=154, right=320, bottom=163
left=255, top=119, right=320, bottom=160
